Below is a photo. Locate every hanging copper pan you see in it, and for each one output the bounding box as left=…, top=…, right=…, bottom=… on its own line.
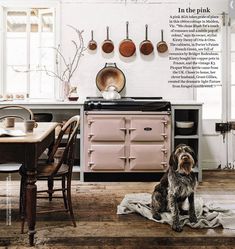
left=96, top=63, right=125, bottom=92
left=119, top=22, right=136, bottom=57
left=139, top=24, right=154, bottom=55
left=88, top=30, right=97, bottom=50
left=102, top=26, right=114, bottom=53
left=157, top=29, right=168, bottom=53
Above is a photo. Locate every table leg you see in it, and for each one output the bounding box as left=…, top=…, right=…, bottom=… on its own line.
left=26, top=170, right=37, bottom=246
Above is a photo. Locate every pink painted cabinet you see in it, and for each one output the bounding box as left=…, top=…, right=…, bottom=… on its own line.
left=84, top=113, right=171, bottom=172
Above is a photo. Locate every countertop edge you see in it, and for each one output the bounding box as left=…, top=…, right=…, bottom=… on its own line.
left=0, top=99, right=203, bottom=109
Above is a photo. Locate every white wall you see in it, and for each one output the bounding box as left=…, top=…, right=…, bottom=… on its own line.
left=60, top=0, right=227, bottom=100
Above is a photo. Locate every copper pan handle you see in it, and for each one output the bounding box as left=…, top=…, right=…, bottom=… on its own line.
left=126, top=21, right=129, bottom=39
left=145, top=24, right=148, bottom=40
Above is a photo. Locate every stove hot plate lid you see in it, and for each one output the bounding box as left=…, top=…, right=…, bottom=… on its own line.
left=84, top=97, right=171, bottom=112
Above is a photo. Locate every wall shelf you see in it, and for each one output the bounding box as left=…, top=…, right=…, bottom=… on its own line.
left=174, top=135, right=199, bottom=139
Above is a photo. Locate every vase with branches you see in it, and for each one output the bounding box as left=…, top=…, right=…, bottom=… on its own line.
left=54, top=25, right=86, bottom=100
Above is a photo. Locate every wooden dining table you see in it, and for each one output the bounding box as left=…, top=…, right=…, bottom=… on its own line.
left=0, top=122, right=58, bottom=246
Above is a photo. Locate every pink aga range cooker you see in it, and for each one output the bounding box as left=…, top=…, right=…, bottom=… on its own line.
left=83, top=97, right=171, bottom=179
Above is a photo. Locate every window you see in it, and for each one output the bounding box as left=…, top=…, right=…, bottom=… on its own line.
left=2, top=7, right=56, bottom=99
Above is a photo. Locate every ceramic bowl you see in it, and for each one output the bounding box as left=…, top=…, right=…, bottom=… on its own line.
left=176, top=121, right=194, bottom=128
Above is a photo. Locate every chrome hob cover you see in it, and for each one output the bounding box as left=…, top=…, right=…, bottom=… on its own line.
left=84, top=97, right=171, bottom=112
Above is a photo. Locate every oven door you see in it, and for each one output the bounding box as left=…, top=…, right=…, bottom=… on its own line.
left=87, top=144, right=126, bottom=171
left=87, top=115, right=126, bottom=141
left=129, top=144, right=168, bottom=170
left=129, top=116, right=168, bottom=141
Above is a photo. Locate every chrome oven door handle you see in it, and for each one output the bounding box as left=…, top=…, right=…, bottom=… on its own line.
left=128, top=156, right=136, bottom=163
left=129, top=128, right=136, bottom=134
left=161, top=148, right=167, bottom=154
left=161, top=133, right=167, bottom=139
left=119, top=156, right=127, bottom=162
left=161, top=162, right=167, bottom=167
left=88, top=133, right=94, bottom=139
left=88, top=162, right=95, bottom=167
left=161, top=120, right=168, bottom=126
left=88, top=120, right=94, bottom=125
left=120, top=128, right=127, bottom=134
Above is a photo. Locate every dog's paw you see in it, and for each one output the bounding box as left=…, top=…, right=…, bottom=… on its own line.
left=189, top=214, right=198, bottom=223
left=153, top=213, right=162, bottom=220
left=172, top=223, right=183, bottom=232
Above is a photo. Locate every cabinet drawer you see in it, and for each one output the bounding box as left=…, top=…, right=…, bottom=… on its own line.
left=88, top=116, right=126, bottom=141
left=130, top=117, right=167, bottom=141
left=88, top=144, right=126, bottom=171
left=129, top=144, right=167, bottom=170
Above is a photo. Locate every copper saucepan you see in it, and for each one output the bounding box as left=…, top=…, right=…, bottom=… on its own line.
left=102, top=26, right=114, bottom=53
left=119, top=21, right=136, bottom=57
left=157, top=29, right=168, bottom=53
left=88, top=30, right=97, bottom=51
left=139, top=24, right=154, bottom=55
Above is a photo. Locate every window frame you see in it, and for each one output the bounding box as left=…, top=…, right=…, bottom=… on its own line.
left=0, top=0, right=60, bottom=100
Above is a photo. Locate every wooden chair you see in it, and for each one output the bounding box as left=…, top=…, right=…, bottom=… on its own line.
left=20, top=115, right=80, bottom=233
left=0, top=105, right=34, bottom=222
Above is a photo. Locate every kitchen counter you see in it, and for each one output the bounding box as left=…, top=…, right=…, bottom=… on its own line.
left=0, top=98, right=203, bottom=181
left=0, top=99, right=85, bottom=109
left=0, top=98, right=203, bottom=108
left=170, top=101, right=203, bottom=106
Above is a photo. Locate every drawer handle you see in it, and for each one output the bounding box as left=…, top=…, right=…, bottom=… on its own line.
left=120, top=128, right=127, bottom=133
left=161, top=121, right=168, bottom=125
left=88, top=162, right=95, bottom=167
left=129, top=128, right=136, bottom=132
left=88, top=149, right=94, bottom=154
left=129, top=156, right=136, bottom=160
left=161, top=162, right=167, bottom=166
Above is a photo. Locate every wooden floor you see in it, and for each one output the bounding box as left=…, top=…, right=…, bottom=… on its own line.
left=0, top=170, right=235, bottom=249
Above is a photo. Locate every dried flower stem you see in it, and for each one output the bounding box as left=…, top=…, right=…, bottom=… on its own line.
left=13, top=25, right=86, bottom=85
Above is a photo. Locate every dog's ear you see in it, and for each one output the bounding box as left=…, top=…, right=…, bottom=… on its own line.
left=169, top=153, right=178, bottom=171
left=191, top=149, right=198, bottom=165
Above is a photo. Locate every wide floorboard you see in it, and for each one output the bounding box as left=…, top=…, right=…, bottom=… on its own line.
left=0, top=170, right=235, bottom=249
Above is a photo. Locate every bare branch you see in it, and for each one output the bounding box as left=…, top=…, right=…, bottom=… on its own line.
left=12, top=65, right=64, bottom=82
left=13, top=25, right=85, bottom=85
left=51, top=45, right=68, bottom=70
left=69, top=26, right=86, bottom=81
left=55, top=44, right=60, bottom=77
